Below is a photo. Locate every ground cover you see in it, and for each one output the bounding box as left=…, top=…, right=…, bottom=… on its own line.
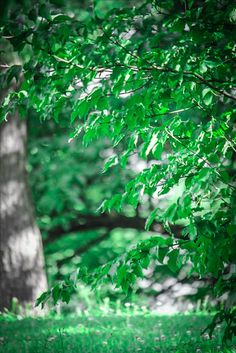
left=0, top=314, right=235, bottom=353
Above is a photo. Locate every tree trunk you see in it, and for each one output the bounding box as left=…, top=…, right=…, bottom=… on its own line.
left=0, top=113, right=48, bottom=312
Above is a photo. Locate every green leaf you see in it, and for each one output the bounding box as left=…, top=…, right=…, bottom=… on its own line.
left=167, top=249, right=179, bottom=273
left=39, top=4, right=51, bottom=19
left=71, top=100, right=90, bottom=122
left=132, top=263, right=143, bottom=278
left=181, top=241, right=197, bottom=252
left=61, top=290, right=70, bottom=304
left=145, top=208, right=158, bottom=230
left=35, top=291, right=50, bottom=308
left=153, top=142, right=163, bottom=159
left=6, top=65, right=22, bottom=84
left=103, top=155, right=118, bottom=173
left=188, top=221, right=197, bottom=240
left=164, top=204, right=177, bottom=222
left=202, top=88, right=213, bottom=106
left=158, top=247, right=169, bottom=263
left=140, top=254, right=150, bottom=269
left=117, top=264, right=128, bottom=287
left=145, top=133, right=158, bottom=157
left=52, top=284, right=61, bottom=304
left=52, top=14, right=71, bottom=23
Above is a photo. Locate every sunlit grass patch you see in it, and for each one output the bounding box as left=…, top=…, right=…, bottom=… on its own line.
left=0, top=313, right=235, bottom=353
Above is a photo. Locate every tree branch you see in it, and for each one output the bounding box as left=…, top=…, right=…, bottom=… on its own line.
left=101, top=28, right=236, bottom=102
left=44, top=213, right=183, bottom=245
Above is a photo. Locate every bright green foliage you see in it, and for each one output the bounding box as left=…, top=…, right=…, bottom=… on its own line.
left=1, top=0, right=236, bottom=342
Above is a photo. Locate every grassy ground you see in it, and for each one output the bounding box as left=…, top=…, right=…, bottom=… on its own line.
left=0, top=314, right=235, bottom=353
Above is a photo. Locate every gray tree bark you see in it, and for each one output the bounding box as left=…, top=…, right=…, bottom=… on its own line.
left=0, top=112, right=48, bottom=312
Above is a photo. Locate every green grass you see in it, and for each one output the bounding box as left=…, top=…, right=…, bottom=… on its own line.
left=0, top=314, right=235, bottom=353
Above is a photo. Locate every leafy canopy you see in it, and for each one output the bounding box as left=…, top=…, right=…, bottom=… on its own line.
left=0, top=0, right=236, bottom=341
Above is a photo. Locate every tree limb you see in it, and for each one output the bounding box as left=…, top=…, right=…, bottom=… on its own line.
left=44, top=213, right=183, bottom=245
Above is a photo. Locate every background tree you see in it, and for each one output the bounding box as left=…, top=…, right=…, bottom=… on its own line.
left=0, top=44, right=47, bottom=312
left=0, top=0, right=51, bottom=312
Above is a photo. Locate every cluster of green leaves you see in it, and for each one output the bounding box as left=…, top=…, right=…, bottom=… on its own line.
left=1, top=0, right=236, bottom=341
left=36, top=235, right=179, bottom=305
left=204, top=306, right=236, bottom=343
